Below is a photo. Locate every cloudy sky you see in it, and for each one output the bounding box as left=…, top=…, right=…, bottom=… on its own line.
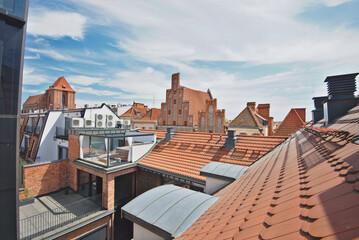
left=23, top=0, right=359, bottom=121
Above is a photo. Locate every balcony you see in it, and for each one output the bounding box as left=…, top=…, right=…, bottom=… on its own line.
left=19, top=189, right=104, bottom=240
left=56, top=127, right=68, bottom=139
left=80, top=131, right=156, bottom=168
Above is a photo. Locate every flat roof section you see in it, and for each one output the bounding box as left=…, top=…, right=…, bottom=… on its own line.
left=121, top=184, right=219, bottom=239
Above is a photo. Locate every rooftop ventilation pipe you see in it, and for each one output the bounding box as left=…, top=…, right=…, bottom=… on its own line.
left=323, top=73, right=359, bottom=124
left=311, top=96, right=328, bottom=124
left=164, top=127, right=175, bottom=142
left=225, top=130, right=237, bottom=149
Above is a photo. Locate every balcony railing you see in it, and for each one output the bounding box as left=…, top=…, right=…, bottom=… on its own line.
left=56, top=127, right=68, bottom=138
left=24, top=126, right=33, bottom=133
left=19, top=194, right=102, bottom=240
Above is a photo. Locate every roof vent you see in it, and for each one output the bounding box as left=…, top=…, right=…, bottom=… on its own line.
left=225, top=130, right=237, bottom=149
left=311, top=96, right=328, bottom=124
left=323, top=73, right=359, bottom=124
left=164, top=127, right=175, bottom=142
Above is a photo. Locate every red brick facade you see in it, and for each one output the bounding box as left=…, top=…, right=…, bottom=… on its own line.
left=22, top=159, right=69, bottom=197
left=159, top=73, right=226, bottom=133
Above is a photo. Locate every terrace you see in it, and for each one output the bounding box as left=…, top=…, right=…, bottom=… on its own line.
left=79, top=130, right=156, bottom=168
left=19, top=189, right=110, bottom=240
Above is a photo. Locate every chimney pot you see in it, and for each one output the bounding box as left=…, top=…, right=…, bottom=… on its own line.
left=225, top=130, right=237, bottom=149
left=164, top=127, right=175, bottom=142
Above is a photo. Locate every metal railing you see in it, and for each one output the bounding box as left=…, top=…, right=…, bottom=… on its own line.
left=19, top=194, right=102, bottom=240
left=56, top=127, right=68, bottom=137
left=24, top=125, right=33, bottom=133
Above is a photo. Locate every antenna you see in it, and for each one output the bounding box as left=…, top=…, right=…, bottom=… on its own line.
left=177, top=65, right=178, bottom=73
left=153, top=93, right=155, bottom=108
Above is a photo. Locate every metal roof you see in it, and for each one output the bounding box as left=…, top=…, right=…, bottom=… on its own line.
left=121, top=184, right=218, bottom=239
left=200, top=162, right=248, bottom=181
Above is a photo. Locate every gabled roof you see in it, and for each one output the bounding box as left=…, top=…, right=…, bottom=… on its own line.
left=23, top=94, right=45, bottom=106
left=121, top=105, right=149, bottom=119
left=141, top=108, right=162, bottom=121
left=122, top=185, right=219, bottom=239
left=182, top=87, right=211, bottom=124
left=274, top=108, right=306, bottom=136
left=229, top=106, right=265, bottom=129
left=138, top=130, right=285, bottom=182
left=177, top=103, right=359, bottom=240
left=46, top=76, right=75, bottom=93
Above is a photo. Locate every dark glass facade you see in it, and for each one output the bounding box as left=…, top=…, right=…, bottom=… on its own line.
left=0, top=0, right=28, bottom=239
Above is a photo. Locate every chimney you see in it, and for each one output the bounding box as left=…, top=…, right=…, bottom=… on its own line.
left=225, top=130, right=237, bottom=149
left=247, top=102, right=256, bottom=111
left=257, top=103, right=270, bottom=120
left=312, top=96, right=328, bottom=124
left=172, top=73, right=180, bottom=90
left=323, top=73, right=359, bottom=124
left=268, top=117, right=274, bottom=136
left=164, top=127, right=175, bottom=142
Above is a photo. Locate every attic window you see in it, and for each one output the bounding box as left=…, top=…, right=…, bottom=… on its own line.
left=62, top=85, right=66, bottom=89
left=353, top=137, right=359, bottom=145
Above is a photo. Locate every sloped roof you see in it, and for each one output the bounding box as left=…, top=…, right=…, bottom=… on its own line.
left=121, top=105, right=149, bottom=119
left=200, top=162, right=248, bottom=181
left=46, top=76, right=75, bottom=93
left=122, top=185, right=219, bottom=239
left=177, top=103, right=359, bottom=240
left=274, top=108, right=306, bottom=136
left=141, top=108, right=162, bottom=121
left=229, top=106, right=265, bottom=129
left=182, top=87, right=211, bottom=125
left=23, top=94, right=45, bottom=106
left=138, top=130, right=285, bottom=182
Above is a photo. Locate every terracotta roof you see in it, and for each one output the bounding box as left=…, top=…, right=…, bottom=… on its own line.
left=121, top=106, right=149, bottom=119
left=229, top=106, right=266, bottom=129
left=141, top=108, right=162, bottom=121
left=274, top=108, right=306, bottom=136
left=182, top=87, right=211, bottom=125
left=46, top=76, right=75, bottom=93
left=23, top=94, right=45, bottom=106
left=138, top=130, right=285, bottom=182
left=177, top=103, right=359, bottom=240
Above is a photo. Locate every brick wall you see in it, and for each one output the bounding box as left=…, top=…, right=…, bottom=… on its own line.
left=136, top=169, right=161, bottom=195
left=55, top=214, right=113, bottom=240
left=23, top=159, right=69, bottom=197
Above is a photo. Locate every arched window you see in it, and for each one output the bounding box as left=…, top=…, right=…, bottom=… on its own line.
left=201, top=116, right=206, bottom=132
left=217, top=117, right=222, bottom=133
left=208, top=106, right=214, bottom=131
left=62, top=94, right=65, bottom=106
left=184, top=106, right=188, bottom=120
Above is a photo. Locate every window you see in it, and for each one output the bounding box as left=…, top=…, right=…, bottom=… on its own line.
left=184, top=106, right=188, bottom=120
left=62, top=93, right=65, bottom=106
left=178, top=114, right=182, bottom=125
left=208, top=105, right=214, bottom=132
left=168, top=95, right=171, bottom=111
left=201, top=116, right=205, bottom=132
left=179, top=93, right=182, bottom=109
left=35, top=117, right=44, bottom=136
left=173, top=103, right=176, bottom=120
left=58, top=147, right=68, bottom=160
left=217, top=117, right=222, bottom=133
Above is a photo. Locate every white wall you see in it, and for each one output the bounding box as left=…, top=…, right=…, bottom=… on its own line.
left=205, top=177, right=230, bottom=195
left=36, top=111, right=63, bottom=163
left=134, top=223, right=164, bottom=240
left=131, top=142, right=156, bottom=162
left=83, top=105, right=121, bottom=128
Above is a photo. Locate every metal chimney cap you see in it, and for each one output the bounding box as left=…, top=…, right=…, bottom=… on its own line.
left=324, top=73, right=359, bottom=82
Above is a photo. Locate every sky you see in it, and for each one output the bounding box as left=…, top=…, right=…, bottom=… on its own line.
left=22, top=0, right=359, bottom=121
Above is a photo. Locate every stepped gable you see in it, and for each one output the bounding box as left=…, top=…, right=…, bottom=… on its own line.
left=177, top=103, right=359, bottom=240
left=138, top=130, right=285, bottom=181
left=275, top=108, right=306, bottom=136
left=182, top=86, right=211, bottom=125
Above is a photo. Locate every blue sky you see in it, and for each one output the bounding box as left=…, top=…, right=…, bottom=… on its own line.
left=22, top=0, right=359, bottom=121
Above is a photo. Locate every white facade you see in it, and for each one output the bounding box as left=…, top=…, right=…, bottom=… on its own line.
left=83, top=104, right=122, bottom=128
left=205, top=176, right=231, bottom=195
left=134, top=223, right=164, bottom=240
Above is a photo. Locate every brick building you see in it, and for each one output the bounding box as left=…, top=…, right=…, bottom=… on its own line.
left=229, top=102, right=274, bottom=136
left=119, top=102, right=149, bottom=129
left=158, top=73, right=225, bottom=133
left=22, top=76, right=76, bottom=113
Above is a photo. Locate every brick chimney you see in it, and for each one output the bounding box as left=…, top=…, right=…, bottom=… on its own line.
left=247, top=102, right=256, bottom=111
left=268, top=117, right=274, bottom=136
left=257, top=104, right=270, bottom=120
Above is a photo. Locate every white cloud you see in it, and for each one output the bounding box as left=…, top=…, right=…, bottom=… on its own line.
left=72, top=0, right=359, bottom=66
left=322, top=0, right=353, bottom=7
left=24, top=53, right=40, bottom=60
left=67, top=75, right=103, bottom=86
left=104, top=67, right=168, bottom=100
left=22, top=66, right=50, bottom=85
left=73, top=86, right=120, bottom=96
left=27, top=8, right=86, bottom=40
